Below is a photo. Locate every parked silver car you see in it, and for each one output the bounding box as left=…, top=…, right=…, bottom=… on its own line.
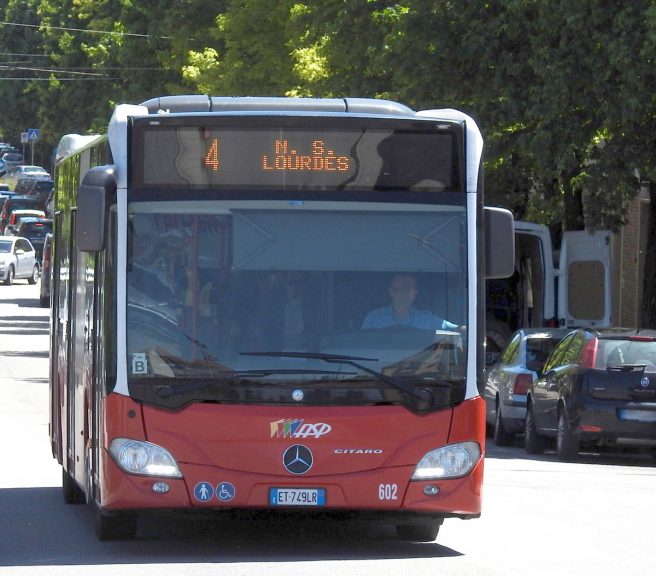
left=485, top=327, right=571, bottom=445
left=0, top=236, right=40, bottom=285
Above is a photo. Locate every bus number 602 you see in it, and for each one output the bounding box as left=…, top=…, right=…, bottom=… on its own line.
left=378, top=484, right=398, bottom=501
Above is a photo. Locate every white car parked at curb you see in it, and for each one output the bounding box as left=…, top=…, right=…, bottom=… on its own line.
left=0, top=236, right=40, bottom=285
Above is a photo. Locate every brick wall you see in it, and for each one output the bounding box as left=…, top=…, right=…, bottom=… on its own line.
left=616, top=185, right=651, bottom=328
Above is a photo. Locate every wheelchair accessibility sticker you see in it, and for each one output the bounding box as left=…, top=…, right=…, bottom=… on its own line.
left=216, top=482, right=236, bottom=502
left=193, top=481, right=236, bottom=502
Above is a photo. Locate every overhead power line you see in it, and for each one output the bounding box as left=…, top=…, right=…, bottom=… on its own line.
left=0, top=52, right=51, bottom=57
left=0, top=20, right=170, bottom=39
left=0, top=77, right=122, bottom=81
left=0, top=63, right=163, bottom=71
left=0, top=65, right=103, bottom=76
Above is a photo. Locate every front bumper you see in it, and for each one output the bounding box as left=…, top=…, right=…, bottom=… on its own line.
left=99, top=451, right=484, bottom=519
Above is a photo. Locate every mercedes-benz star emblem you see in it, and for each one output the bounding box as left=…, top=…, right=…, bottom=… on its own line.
left=283, top=444, right=313, bottom=475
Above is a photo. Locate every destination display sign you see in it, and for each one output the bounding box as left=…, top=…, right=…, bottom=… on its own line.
left=131, top=118, right=462, bottom=192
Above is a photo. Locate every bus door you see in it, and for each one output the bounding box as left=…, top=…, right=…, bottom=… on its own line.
left=67, top=210, right=96, bottom=485
left=49, top=212, right=64, bottom=461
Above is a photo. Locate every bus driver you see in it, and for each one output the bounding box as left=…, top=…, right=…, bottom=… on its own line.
left=361, top=274, right=461, bottom=331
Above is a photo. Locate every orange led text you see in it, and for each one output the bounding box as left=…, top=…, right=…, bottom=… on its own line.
left=261, top=140, right=350, bottom=172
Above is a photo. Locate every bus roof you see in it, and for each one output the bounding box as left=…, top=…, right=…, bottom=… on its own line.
left=56, top=134, right=104, bottom=162
left=139, top=95, right=415, bottom=116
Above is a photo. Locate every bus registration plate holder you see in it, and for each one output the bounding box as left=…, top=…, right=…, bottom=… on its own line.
left=269, top=487, right=326, bottom=507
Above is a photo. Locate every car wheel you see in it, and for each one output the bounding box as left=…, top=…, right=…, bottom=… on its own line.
left=28, top=263, right=39, bottom=285
left=493, top=400, right=514, bottom=446
left=525, top=403, right=545, bottom=455
left=3, top=265, right=14, bottom=286
left=556, top=409, right=580, bottom=462
left=396, top=521, right=441, bottom=542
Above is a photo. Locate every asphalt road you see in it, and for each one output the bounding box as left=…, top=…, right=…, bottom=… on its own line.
left=1, top=282, right=655, bottom=576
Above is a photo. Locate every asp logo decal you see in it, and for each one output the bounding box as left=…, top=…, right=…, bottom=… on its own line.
left=270, top=418, right=331, bottom=439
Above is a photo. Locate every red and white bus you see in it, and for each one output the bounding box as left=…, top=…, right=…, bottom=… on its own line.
left=49, top=96, right=513, bottom=540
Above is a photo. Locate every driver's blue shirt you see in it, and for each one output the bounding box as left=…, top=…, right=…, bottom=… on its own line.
left=361, top=305, right=459, bottom=331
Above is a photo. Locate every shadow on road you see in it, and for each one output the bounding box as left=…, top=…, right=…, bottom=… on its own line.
left=0, top=487, right=463, bottom=566
left=0, top=295, right=43, bottom=309
left=0, top=350, right=49, bottom=359
left=485, top=439, right=656, bottom=468
left=0, top=314, right=49, bottom=338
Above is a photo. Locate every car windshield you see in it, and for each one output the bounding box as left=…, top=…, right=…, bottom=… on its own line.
left=8, top=200, right=41, bottom=211
left=525, top=336, right=563, bottom=371
left=125, top=200, right=468, bottom=411
left=0, top=240, right=13, bottom=253
left=21, top=222, right=52, bottom=238
left=34, top=181, right=54, bottom=192
left=601, top=338, right=656, bottom=370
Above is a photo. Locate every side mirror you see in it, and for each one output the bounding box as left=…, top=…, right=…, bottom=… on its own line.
left=484, top=206, right=515, bottom=279
left=76, top=166, right=116, bottom=252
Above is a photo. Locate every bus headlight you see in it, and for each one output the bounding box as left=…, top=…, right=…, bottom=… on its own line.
left=109, top=438, right=182, bottom=478
left=411, top=442, right=480, bottom=480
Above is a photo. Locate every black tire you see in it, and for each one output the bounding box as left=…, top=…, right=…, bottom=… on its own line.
left=28, top=263, right=39, bottom=285
left=3, top=265, right=14, bottom=286
left=95, top=509, right=138, bottom=541
left=62, top=469, right=85, bottom=505
left=556, top=409, right=580, bottom=462
left=525, top=404, right=546, bottom=455
left=493, top=400, right=514, bottom=446
left=396, top=522, right=441, bottom=542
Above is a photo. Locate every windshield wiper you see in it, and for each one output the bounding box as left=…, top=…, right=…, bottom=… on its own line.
left=154, top=368, right=356, bottom=398
left=240, top=351, right=434, bottom=404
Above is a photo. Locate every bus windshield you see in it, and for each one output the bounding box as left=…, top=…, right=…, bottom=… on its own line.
left=126, top=200, right=468, bottom=411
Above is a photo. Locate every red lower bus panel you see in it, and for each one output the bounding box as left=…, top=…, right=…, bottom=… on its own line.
left=99, top=393, right=484, bottom=517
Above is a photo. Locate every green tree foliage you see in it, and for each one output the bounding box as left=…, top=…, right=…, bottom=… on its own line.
left=0, top=0, right=223, bottom=159
left=3, top=1, right=656, bottom=322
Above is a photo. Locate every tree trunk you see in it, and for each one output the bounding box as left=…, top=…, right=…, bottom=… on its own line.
left=562, top=179, right=585, bottom=231
left=640, top=185, right=656, bottom=329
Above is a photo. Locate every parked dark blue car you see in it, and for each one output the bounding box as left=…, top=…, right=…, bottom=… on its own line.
left=525, top=328, right=656, bottom=461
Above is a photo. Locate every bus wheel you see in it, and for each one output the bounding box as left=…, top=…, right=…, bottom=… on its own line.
left=396, top=521, right=441, bottom=542
left=95, top=509, right=138, bottom=541
left=62, top=469, right=85, bottom=505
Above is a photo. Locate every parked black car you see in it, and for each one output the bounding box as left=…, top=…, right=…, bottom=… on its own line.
left=40, top=232, right=53, bottom=308
left=27, top=179, right=54, bottom=208
left=0, top=189, right=14, bottom=212
left=525, top=328, right=656, bottom=461
left=15, top=217, right=52, bottom=261
left=0, top=195, right=45, bottom=234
